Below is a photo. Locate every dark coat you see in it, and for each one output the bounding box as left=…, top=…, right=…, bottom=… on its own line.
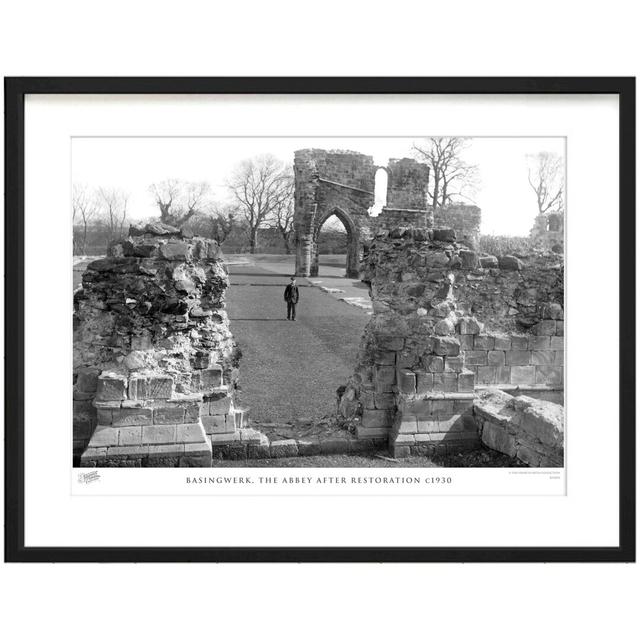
left=284, top=283, right=299, bottom=304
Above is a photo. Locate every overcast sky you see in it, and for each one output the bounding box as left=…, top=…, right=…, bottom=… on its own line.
left=72, top=136, right=564, bottom=236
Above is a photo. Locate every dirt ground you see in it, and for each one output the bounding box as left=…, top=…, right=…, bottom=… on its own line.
left=212, top=447, right=524, bottom=468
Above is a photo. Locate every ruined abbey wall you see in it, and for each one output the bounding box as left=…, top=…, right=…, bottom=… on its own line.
left=294, top=149, right=375, bottom=278
left=434, top=204, right=481, bottom=249
left=74, top=222, right=266, bottom=467
left=339, top=211, right=564, bottom=458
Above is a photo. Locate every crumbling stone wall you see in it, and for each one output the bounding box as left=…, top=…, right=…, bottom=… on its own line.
left=74, top=222, right=260, bottom=467
left=385, top=158, right=430, bottom=210
left=294, top=149, right=375, bottom=278
left=474, top=389, right=564, bottom=466
left=434, top=204, right=481, bottom=249
left=338, top=210, right=564, bottom=460
left=293, top=151, right=435, bottom=279
left=530, top=211, right=564, bottom=253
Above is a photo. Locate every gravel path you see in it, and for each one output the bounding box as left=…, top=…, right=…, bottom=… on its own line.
left=226, top=264, right=370, bottom=423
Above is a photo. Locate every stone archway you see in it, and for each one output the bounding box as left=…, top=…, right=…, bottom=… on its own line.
left=293, top=149, right=376, bottom=280
left=310, top=207, right=360, bottom=278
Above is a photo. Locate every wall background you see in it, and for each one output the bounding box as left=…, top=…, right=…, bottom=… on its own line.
left=1, top=2, right=637, bottom=639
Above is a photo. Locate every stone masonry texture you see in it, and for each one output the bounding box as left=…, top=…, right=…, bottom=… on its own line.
left=74, top=221, right=247, bottom=467
left=336, top=187, right=564, bottom=462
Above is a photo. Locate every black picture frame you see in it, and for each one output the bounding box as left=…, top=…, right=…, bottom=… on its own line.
left=4, top=77, right=636, bottom=563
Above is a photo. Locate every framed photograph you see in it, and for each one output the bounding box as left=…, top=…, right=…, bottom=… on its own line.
left=4, top=77, right=635, bottom=562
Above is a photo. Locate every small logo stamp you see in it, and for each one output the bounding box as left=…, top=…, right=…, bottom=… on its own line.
left=78, top=470, right=101, bottom=484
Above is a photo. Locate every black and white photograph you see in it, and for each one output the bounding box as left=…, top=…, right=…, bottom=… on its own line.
left=72, top=135, right=566, bottom=471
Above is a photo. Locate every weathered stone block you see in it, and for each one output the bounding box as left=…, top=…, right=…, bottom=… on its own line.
left=356, top=425, right=390, bottom=439
left=459, top=250, right=478, bottom=269
left=495, top=366, right=511, bottom=384
left=541, top=302, right=563, bottom=320
left=377, top=336, right=405, bottom=351
left=465, top=350, right=488, bottom=366
left=248, top=443, right=271, bottom=459
left=76, top=368, right=99, bottom=393
left=458, top=317, right=483, bottom=335
left=487, top=350, right=505, bottom=366
left=535, top=320, right=556, bottom=336
left=90, top=426, right=119, bottom=446
left=184, top=403, right=201, bottom=422
left=154, top=406, right=185, bottom=424
left=481, top=421, right=517, bottom=457
left=517, top=445, right=541, bottom=467
left=127, top=376, right=148, bottom=400
left=416, top=373, right=434, bottom=394
left=555, top=321, right=564, bottom=336
left=417, top=417, right=441, bottom=433
left=474, top=335, right=495, bottom=350
left=208, top=394, right=232, bottom=415
left=96, top=375, right=127, bottom=401
left=159, top=241, right=191, bottom=261
left=550, top=336, right=564, bottom=350
left=506, top=350, right=531, bottom=365
left=424, top=355, right=444, bottom=372
left=374, top=393, right=395, bottom=409
left=433, top=228, right=456, bottom=242
left=432, top=337, right=460, bottom=356
left=445, top=356, right=465, bottom=372
left=375, top=365, right=396, bottom=386
left=434, top=319, right=455, bottom=335
left=459, top=334, right=475, bottom=350
left=510, top=366, right=535, bottom=385
left=118, top=426, right=143, bottom=446
left=531, top=351, right=554, bottom=365
left=147, top=376, right=174, bottom=399
left=96, top=408, right=113, bottom=425
left=457, top=371, right=475, bottom=392
left=396, top=415, right=418, bottom=434
left=202, top=414, right=233, bottom=434
left=177, top=423, right=206, bottom=443
left=511, top=336, right=529, bottom=350
left=477, top=366, right=497, bottom=384
left=397, top=369, right=416, bottom=394
left=142, top=424, right=177, bottom=444
left=498, top=255, right=522, bottom=271
left=110, top=407, right=152, bottom=428
left=493, top=335, right=511, bottom=350
left=479, top=256, right=498, bottom=268
left=200, top=366, right=223, bottom=390
left=535, top=366, right=564, bottom=386
left=528, top=335, right=551, bottom=350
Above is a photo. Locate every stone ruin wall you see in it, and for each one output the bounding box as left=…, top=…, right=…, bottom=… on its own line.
left=434, top=204, right=481, bottom=250
left=339, top=212, right=564, bottom=460
left=294, top=149, right=375, bottom=278
left=293, top=149, right=480, bottom=279
left=530, top=211, right=564, bottom=253
left=74, top=222, right=268, bottom=468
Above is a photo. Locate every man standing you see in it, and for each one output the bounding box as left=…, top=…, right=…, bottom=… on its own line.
left=284, top=276, right=300, bottom=321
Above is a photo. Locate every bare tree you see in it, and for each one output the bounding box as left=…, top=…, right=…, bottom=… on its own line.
left=97, top=187, right=130, bottom=245
left=72, top=184, right=98, bottom=255
left=413, top=137, right=478, bottom=209
left=266, top=174, right=295, bottom=253
left=149, top=179, right=211, bottom=227
left=527, top=152, right=564, bottom=214
left=185, top=203, right=238, bottom=245
left=227, top=155, right=293, bottom=254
